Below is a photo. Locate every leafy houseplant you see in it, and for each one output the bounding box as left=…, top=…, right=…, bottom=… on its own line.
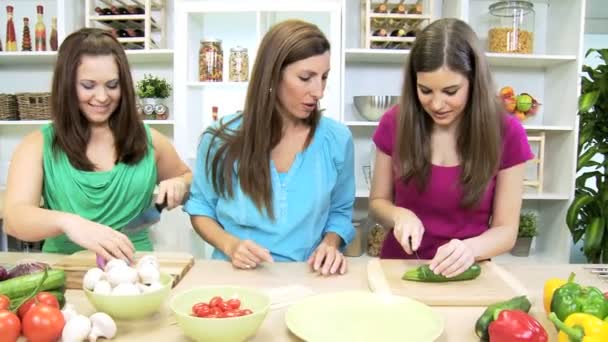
left=566, top=49, right=608, bottom=263
left=136, top=74, right=172, bottom=119
left=511, top=212, right=538, bottom=257
left=136, top=74, right=172, bottom=99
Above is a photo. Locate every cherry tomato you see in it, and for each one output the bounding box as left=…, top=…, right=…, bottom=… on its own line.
left=219, top=302, right=231, bottom=312
left=210, top=307, right=222, bottom=316
left=18, top=291, right=60, bottom=319
left=218, top=310, right=238, bottom=318
left=22, top=304, right=65, bottom=342
left=0, top=310, right=21, bottom=342
left=241, top=309, right=253, bottom=315
left=209, top=296, right=223, bottom=308
left=226, top=298, right=241, bottom=310
left=192, top=303, right=211, bottom=317
left=0, top=295, right=9, bottom=311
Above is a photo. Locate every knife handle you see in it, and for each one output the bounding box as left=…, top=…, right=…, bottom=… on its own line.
left=155, top=200, right=168, bottom=212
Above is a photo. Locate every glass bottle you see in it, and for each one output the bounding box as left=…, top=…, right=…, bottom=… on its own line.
left=199, top=39, right=223, bottom=82
left=50, top=17, right=58, bottom=51
left=5, top=6, right=17, bottom=51
left=212, top=106, right=218, bottom=121
left=229, top=46, right=249, bottom=82
left=488, top=1, right=535, bottom=54
left=35, top=5, right=47, bottom=52
left=22, top=18, right=32, bottom=51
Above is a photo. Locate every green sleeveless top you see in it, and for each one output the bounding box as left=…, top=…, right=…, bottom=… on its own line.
left=40, top=124, right=157, bottom=254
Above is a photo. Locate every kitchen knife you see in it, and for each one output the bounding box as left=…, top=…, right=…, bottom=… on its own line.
left=120, top=201, right=167, bottom=235
left=410, top=236, right=427, bottom=277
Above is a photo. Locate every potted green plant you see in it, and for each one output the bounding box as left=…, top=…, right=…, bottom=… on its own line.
left=136, top=74, right=172, bottom=120
left=566, top=49, right=608, bottom=263
left=511, top=212, right=538, bottom=257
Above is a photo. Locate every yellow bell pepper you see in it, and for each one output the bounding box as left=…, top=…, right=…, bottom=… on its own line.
left=548, top=312, right=608, bottom=342
left=544, top=276, right=567, bottom=313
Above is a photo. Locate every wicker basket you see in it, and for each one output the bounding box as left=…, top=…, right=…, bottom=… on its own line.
left=0, top=94, right=18, bottom=120
left=16, top=92, right=52, bottom=120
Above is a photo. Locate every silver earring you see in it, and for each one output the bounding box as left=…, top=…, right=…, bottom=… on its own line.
left=269, top=88, right=273, bottom=93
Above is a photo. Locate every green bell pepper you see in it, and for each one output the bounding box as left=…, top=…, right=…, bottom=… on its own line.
left=550, top=272, right=608, bottom=321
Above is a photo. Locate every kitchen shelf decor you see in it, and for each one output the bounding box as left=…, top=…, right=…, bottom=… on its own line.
left=362, top=0, right=434, bottom=49
left=85, top=0, right=167, bottom=50
left=523, top=133, right=545, bottom=194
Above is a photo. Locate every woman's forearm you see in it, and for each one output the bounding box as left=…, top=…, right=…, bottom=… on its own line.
left=464, top=225, right=518, bottom=260
left=190, top=215, right=238, bottom=256
left=369, top=198, right=404, bottom=228
left=4, top=204, right=78, bottom=242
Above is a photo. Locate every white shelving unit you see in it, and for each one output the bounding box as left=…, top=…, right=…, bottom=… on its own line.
left=0, top=0, right=586, bottom=262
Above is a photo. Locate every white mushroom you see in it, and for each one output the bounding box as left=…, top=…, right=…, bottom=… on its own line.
left=137, top=264, right=160, bottom=285
left=61, top=304, right=79, bottom=323
left=103, top=259, right=128, bottom=273
left=136, top=255, right=159, bottom=271
left=88, top=312, right=117, bottom=342
left=106, top=265, right=138, bottom=287
left=62, top=314, right=92, bottom=342
left=93, top=280, right=112, bottom=295
left=83, top=268, right=105, bottom=291
left=111, top=282, right=140, bottom=296
left=138, top=281, right=163, bottom=294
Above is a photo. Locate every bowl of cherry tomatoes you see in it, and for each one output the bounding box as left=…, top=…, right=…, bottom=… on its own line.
left=169, top=286, right=270, bottom=342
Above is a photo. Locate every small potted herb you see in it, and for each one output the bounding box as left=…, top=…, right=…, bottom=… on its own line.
left=135, top=74, right=172, bottom=120
left=511, top=212, right=538, bottom=257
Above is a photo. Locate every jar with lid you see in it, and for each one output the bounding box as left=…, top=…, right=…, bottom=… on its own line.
left=229, top=46, right=249, bottom=82
left=199, top=39, right=223, bottom=82
left=488, top=1, right=535, bottom=54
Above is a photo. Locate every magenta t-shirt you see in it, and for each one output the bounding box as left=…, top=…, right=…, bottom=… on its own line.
left=372, top=106, right=534, bottom=259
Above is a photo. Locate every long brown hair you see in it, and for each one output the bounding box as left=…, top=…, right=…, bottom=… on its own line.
left=50, top=28, right=147, bottom=170
left=396, top=18, right=504, bottom=208
left=205, top=20, right=330, bottom=218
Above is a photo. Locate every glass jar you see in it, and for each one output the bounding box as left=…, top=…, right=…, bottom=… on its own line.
left=229, top=46, right=249, bottom=82
left=199, top=39, right=223, bottom=82
left=488, top=1, right=535, bottom=54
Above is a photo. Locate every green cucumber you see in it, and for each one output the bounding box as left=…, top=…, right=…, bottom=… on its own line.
left=475, top=295, right=532, bottom=340
left=401, top=264, right=482, bottom=282
left=0, top=269, right=66, bottom=300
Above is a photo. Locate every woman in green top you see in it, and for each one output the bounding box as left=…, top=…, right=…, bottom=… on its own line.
left=3, top=28, right=191, bottom=262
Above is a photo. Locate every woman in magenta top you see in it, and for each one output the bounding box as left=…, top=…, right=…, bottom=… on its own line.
left=369, top=18, right=534, bottom=278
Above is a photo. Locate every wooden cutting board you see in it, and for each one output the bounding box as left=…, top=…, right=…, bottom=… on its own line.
left=367, top=258, right=528, bottom=306
left=52, top=251, right=195, bottom=289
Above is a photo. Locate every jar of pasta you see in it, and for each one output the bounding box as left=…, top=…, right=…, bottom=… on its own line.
left=229, top=46, right=249, bottom=82
left=199, top=39, right=223, bottom=82
left=488, top=1, right=535, bottom=54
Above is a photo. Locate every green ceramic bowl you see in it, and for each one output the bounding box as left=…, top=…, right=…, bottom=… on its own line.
left=84, top=272, right=173, bottom=320
left=286, top=291, right=444, bottom=341
left=170, top=286, right=270, bottom=342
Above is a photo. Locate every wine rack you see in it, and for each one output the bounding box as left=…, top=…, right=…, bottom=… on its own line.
left=84, top=0, right=167, bottom=50
left=362, top=0, right=434, bottom=49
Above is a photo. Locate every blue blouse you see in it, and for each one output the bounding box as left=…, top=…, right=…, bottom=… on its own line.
left=184, top=114, right=355, bottom=262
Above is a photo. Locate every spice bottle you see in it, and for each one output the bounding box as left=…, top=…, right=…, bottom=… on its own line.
left=22, top=18, right=32, bottom=51
left=212, top=106, right=218, bottom=121
left=50, top=17, right=58, bottom=51
left=229, top=46, right=249, bottom=82
left=35, top=5, right=47, bottom=51
left=199, top=39, right=223, bottom=82
left=5, top=6, right=17, bottom=51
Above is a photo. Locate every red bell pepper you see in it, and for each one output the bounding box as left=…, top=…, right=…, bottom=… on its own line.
left=488, top=310, right=548, bottom=342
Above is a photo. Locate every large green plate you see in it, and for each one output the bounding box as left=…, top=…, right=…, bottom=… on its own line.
left=285, top=291, right=444, bottom=342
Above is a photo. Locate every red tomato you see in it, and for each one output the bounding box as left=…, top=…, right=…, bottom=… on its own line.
left=226, top=298, right=241, bottom=310
left=218, top=310, right=238, bottom=318
left=0, top=295, right=9, bottom=311
left=209, top=296, right=223, bottom=308
left=22, top=304, right=65, bottom=342
left=219, top=302, right=232, bottom=312
left=210, top=307, right=222, bottom=316
left=18, top=292, right=60, bottom=319
left=241, top=309, right=253, bottom=315
left=0, top=310, right=21, bottom=342
left=192, top=303, right=211, bottom=317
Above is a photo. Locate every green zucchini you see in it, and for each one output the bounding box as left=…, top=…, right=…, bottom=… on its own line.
left=401, top=263, right=482, bottom=282
left=0, top=269, right=66, bottom=300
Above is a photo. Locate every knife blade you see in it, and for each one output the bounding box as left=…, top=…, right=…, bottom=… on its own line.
left=410, top=236, right=427, bottom=277
left=120, top=202, right=167, bottom=235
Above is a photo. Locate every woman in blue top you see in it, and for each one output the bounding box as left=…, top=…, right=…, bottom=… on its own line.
left=185, top=20, right=355, bottom=275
